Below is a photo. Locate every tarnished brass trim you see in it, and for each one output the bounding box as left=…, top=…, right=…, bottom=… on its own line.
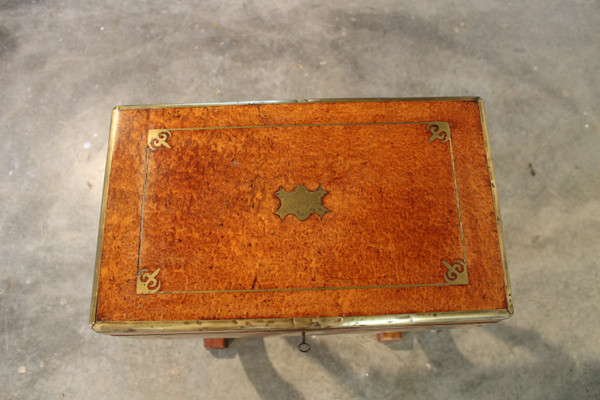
left=89, top=108, right=119, bottom=326
left=478, top=99, right=513, bottom=315
left=114, top=97, right=480, bottom=110
left=426, top=122, right=451, bottom=143
left=274, top=184, right=330, bottom=221
left=91, top=309, right=511, bottom=335
left=147, top=129, right=172, bottom=150
left=136, top=268, right=161, bottom=294
left=443, top=260, right=468, bottom=284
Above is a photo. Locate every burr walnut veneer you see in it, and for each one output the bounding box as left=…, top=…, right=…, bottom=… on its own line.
left=90, top=98, right=512, bottom=337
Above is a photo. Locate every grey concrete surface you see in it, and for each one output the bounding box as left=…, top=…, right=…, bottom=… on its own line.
left=1, top=1, right=598, bottom=399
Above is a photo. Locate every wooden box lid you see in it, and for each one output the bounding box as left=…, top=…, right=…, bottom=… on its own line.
left=90, top=98, right=512, bottom=336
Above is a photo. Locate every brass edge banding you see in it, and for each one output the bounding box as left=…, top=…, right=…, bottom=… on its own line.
left=478, top=99, right=513, bottom=316
left=115, top=97, right=481, bottom=110
left=91, top=309, right=511, bottom=335
left=89, top=107, right=119, bottom=327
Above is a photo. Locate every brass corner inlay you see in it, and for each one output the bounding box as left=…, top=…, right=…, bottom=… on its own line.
left=427, top=122, right=450, bottom=143
left=137, top=268, right=161, bottom=294
left=443, top=260, right=468, bottom=284
left=274, top=184, right=330, bottom=221
left=148, top=129, right=172, bottom=150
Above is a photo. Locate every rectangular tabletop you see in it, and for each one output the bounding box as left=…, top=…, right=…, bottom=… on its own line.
left=90, top=98, right=512, bottom=335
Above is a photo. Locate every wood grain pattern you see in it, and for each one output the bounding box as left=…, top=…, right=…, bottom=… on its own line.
left=94, top=99, right=508, bottom=324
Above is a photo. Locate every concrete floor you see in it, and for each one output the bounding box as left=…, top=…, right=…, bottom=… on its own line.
left=1, top=1, right=599, bottom=399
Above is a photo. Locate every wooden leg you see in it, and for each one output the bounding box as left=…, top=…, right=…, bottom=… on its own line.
left=204, top=338, right=228, bottom=349
left=377, top=332, right=403, bottom=342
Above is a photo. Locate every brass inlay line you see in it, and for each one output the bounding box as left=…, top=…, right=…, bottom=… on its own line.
left=166, top=121, right=446, bottom=131
left=140, top=121, right=468, bottom=294
left=158, top=281, right=462, bottom=294
left=448, top=135, right=467, bottom=263
left=136, top=148, right=150, bottom=277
